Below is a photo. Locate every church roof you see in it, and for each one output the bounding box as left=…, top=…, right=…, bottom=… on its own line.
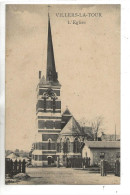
left=62, top=108, right=72, bottom=116
left=39, top=75, right=46, bottom=85
left=39, top=75, right=60, bottom=87
left=46, top=14, right=60, bottom=84
left=60, top=116, right=82, bottom=136
left=38, top=13, right=61, bottom=87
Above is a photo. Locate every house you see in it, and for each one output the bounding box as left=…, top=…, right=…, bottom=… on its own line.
left=82, top=141, right=120, bottom=167
left=101, top=133, right=120, bottom=141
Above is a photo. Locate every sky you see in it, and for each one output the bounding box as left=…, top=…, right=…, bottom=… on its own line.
left=5, top=4, right=120, bottom=150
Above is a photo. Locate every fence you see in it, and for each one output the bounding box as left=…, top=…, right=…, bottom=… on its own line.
left=5, top=159, right=26, bottom=177
left=66, top=157, right=91, bottom=168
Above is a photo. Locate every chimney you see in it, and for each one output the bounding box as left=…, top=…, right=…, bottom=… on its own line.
left=39, top=71, right=42, bottom=79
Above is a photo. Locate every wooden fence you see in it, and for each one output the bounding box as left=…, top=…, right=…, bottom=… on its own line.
left=66, top=157, right=91, bottom=168
left=5, top=159, right=26, bottom=177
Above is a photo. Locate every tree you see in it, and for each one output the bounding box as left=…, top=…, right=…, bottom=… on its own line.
left=14, top=149, right=19, bottom=156
left=91, top=116, right=104, bottom=141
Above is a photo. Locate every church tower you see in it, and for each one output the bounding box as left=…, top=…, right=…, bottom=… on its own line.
left=32, top=14, right=61, bottom=166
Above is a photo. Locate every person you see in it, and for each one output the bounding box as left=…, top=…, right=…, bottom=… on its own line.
left=57, top=157, right=59, bottom=168
left=104, top=160, right=107, bottom=176
left=101, top=159, right=107, bottom=176
left=88, top=157, right=91, bottom=167
left=83, top=158, right=85, bottom=169
left=66, top=157, right=69, bottom=168
left=86, top=157, right=88, bottom=167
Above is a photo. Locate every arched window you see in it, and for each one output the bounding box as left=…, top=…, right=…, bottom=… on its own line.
left=52, top=99, right=56, bottom=112
left=73, top=137, right=80, bottom=153
left=48, top=139, right=52, bottom=150
left=66, top=138, right=70, bottom=153
left=43, top=97, right=46, bottom=112
left=60, top=138, right=63, bottom=152
left=63, top=138, right=70, bottom=153
left=57, top=143, right=60, bottom=153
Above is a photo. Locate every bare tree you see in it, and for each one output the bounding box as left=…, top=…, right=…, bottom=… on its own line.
left=91, top=116, right=104, bottom=141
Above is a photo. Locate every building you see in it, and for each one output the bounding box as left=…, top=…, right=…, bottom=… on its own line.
left=31, top=14, right=120, bottom=167
left=56, top=109, right=84, bottom=166
left=82, top=141, right=120, bottom=167
left=31, top=14, right=92, bottom=167
left=31, top=14, right=61, bottom=166
left=101, top=133, right=120, bottom=141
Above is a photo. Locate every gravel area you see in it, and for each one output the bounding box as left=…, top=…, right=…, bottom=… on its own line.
left=8, top=167, right=120, bottom=185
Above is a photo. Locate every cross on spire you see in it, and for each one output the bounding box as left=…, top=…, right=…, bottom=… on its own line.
left=48, top=5, right=50, bottom=19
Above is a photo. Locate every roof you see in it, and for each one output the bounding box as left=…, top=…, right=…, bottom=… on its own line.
left=62, top=108, right=72, bottom=116
left=101, top=134, right=120, bottom=141
left=38, top=14, right=61, bottom=87
left=6, top=152, right=18, bottom=159
left=60, top=116, right=82, bottom=135
left=39, top=75, right=61, bottom=87
left=39, top=75, right=46, bottom=85
left=84, top=141, right=120, bottom=149
left=6, top=153, right=29, bottom=162
left=46, top=14, right=59, bottom=84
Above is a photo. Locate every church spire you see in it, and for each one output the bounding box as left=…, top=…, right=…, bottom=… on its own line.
left=46, top=12, right=58, bottom=82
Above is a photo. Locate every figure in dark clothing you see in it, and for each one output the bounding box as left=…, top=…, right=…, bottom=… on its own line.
left=88, top=157, right=91, bottom=167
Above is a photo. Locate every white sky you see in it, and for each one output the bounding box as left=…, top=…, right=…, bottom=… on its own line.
left=5, top=4, right=120, bottom=150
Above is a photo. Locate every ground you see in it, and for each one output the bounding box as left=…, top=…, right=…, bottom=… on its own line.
left=9, top=167, right=120, bottom=185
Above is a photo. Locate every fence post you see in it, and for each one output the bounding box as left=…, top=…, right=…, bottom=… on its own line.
left=19, top=160, right=21, bottom=173
left=17, top=160, right=19, bottom=174
left=22, top=159, right=26, bottom=173
left=115, top=159, right=120, bottom=177
left=5, top=159, right=8, bottom=174
left=14, top=160, right=17, bottom=175
left=10, top=160, right=13, bottom=177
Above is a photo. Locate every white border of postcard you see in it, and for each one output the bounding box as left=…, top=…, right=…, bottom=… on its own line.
left=0, top=0, right=130, bottom=195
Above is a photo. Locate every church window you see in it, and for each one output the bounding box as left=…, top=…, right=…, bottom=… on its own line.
left=35, top=155, right=38, bottom=161
left=66, top=138, right=70, bottom=153
left=52, top=99, right=56, bottom=112
left=48, top=139, right=52, bottom=150
left=60, top=138, right=63, bottom=152
left=63, top=138, right=70, bottom=153
left=63, top=141, right=67, bottom=153
left=74, top=137, right=80, bottom=153
left=57, top=143, right=60, bottom=152
left=44, top=98, right=46, bottom=112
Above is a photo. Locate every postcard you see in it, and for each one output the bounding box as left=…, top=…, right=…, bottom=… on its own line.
left=4, top=4, right=120, bottom=185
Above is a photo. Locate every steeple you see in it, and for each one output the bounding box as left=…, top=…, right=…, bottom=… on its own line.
left=46, top=13, right=58, bottom=83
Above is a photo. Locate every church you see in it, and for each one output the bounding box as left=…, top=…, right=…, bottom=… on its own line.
left=31, top=14, right=93, bottom=167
